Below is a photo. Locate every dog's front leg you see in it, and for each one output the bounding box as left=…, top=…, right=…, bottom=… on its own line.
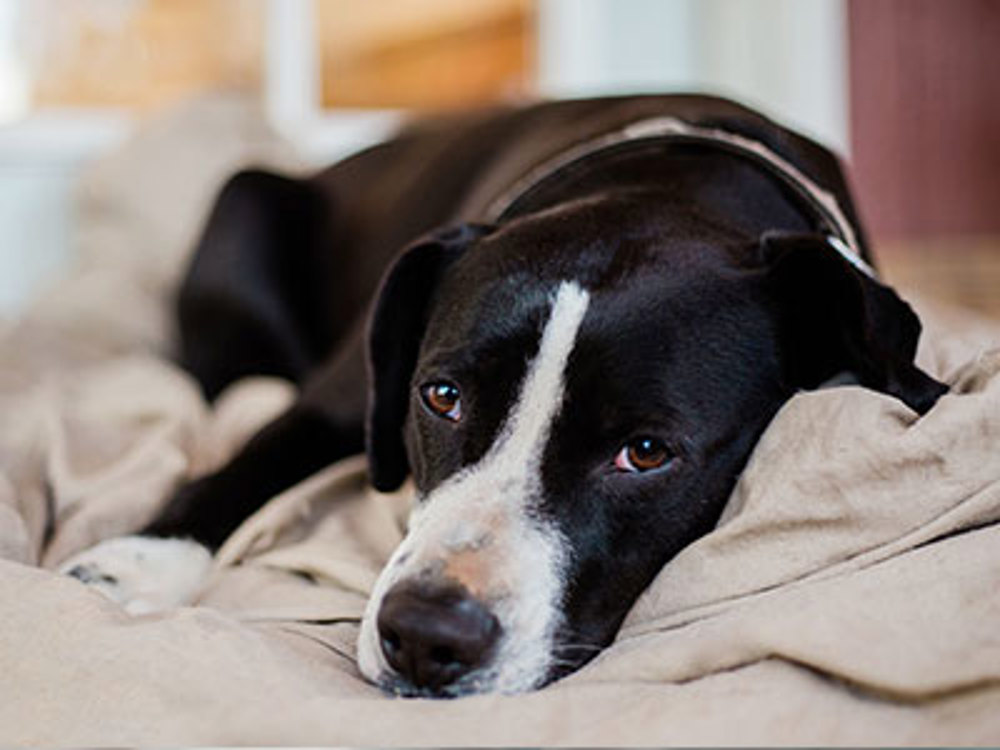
left=143, top=402, right=362, bottom=548
left=58, top=331, right=369, bottom=612
left=59, top=400, right=363, bottom=612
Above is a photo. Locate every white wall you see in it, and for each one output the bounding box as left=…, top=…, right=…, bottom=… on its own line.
left=0, top=111, right=131, bottom=314
left=536, top=0, right=850, bottom=155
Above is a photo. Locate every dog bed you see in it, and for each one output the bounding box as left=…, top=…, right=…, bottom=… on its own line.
left=2, top=98, right=1000, bottom=746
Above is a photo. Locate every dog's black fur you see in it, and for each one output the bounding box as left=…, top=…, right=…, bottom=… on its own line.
left=143, top=95, right=947, bottom=693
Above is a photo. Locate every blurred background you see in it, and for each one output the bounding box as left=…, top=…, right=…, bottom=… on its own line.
left=0, top=0, right=997, bottom=317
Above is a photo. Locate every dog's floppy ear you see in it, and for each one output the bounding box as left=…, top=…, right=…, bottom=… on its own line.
left=760, top=231, right=947, bottom=415
left=366, top=224, right=494, bottom=491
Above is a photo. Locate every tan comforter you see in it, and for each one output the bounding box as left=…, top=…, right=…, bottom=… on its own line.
left=2, top=98, right=1000, bottom=746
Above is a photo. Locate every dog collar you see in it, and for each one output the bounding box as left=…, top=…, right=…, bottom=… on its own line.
left=485, top=116, right=876, bottom=279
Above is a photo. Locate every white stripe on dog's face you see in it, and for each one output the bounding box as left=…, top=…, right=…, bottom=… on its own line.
left=358, top=281, right=591, bottom=694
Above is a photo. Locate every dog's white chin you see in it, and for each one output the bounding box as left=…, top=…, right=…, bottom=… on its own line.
left=357, top=616, right=555, bottom=697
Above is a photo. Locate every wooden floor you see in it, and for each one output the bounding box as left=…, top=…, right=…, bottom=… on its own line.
left=876, top=236, right=1000, bottom=320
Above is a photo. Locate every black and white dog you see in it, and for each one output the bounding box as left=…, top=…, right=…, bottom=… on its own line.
left=61, top=95, right=947, bottom=698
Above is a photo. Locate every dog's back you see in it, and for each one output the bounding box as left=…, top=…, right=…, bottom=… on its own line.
left=178, top=95, right=868, bottom=401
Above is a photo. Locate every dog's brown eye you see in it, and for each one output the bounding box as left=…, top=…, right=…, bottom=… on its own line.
left=615, top=437, right=671, bottom=473
left=421, top=382, right=462, bottom=421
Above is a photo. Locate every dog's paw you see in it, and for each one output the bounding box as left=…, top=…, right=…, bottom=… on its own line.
left=59, top=536, right=212, bottom=615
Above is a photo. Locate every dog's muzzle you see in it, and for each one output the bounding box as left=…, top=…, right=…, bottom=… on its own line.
left=377, top=580, right=501, bottom=694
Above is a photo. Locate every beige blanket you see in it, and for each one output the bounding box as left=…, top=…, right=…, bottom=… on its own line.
left=2, top=98, right=1000, bottom=746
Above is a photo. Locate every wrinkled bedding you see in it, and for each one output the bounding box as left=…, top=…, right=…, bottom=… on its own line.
left=2, top=98, right=1000, bottom=746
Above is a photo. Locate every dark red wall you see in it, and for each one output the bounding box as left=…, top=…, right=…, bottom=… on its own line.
left=848, top=0, right=1000, bottom=244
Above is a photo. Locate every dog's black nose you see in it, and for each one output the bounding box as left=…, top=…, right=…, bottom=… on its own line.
left=377, top=580, right=500, bottom=692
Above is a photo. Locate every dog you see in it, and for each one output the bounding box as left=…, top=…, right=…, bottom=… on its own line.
left=60, top=95, right=947, bottom=698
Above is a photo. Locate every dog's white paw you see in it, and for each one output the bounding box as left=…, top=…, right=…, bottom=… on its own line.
left=59, top=536, right=212, bottom=615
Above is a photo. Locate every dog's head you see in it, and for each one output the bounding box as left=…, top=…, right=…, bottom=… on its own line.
left=356, top=194, right=946, bottom=697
